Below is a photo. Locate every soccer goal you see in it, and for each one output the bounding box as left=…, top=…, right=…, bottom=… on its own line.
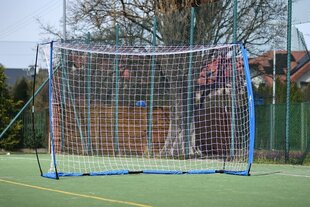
left=43, top=42, right=254, bottom=179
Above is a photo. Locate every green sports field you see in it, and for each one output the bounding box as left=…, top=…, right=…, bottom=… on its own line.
left=0, top=154, right=309, bottom=207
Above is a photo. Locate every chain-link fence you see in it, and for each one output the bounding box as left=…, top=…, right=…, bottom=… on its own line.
left=255, top=102, right=310, bottom=164
left=21, top=109, right=48, bottom=148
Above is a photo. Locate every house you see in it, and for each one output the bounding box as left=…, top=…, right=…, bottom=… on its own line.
left=4, top=67, right=48, bottom=86
left=4, top=68, right=32, bottom=86
left=249, top=50, right=310, bottom=89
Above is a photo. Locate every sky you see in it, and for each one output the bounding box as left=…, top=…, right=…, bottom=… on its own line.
left=0, top=0, right=62, bottom=68
left=0, top=0, right=310, bottom=69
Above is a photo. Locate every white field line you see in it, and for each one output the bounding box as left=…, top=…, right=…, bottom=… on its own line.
left=277, top=172, right=310, bottom=178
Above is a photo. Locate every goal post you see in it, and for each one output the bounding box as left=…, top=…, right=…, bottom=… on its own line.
left=43, top=42, right=255, bottom=179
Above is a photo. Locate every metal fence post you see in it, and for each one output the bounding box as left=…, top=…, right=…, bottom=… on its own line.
left=285, top=0, right=292, bottom=163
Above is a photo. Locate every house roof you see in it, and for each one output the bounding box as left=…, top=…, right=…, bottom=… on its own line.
left=291, top=53, right=310, bottom=81
left=4, top=68, right=48, bottom=86
left=4, top=68, right=30, bottom=86
left=249, top=50, right=310, bottom=86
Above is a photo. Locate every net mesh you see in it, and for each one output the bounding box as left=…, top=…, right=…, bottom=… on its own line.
left=46, top=42, right=253, bottom=175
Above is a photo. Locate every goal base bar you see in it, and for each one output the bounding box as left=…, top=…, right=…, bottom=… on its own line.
left=42, top=169, right=250, bottom=179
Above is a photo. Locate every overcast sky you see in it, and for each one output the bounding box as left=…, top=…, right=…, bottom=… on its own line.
left=0, top=0, right=309, bottom=68
left=0, top=0, right=62, bottom=68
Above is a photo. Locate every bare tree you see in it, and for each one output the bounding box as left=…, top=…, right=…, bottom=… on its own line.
left=42, top=0, right=286, bottom=54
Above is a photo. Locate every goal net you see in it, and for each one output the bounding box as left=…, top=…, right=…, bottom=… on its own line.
left=43, top=42, right=254, bottom=178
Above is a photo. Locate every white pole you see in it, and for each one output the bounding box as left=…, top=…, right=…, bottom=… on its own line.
left=270, top=49, right=276, bottom=150
left=63, top=0, right=67, bottom=41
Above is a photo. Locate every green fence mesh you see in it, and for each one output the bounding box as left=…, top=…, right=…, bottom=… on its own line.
left=21, top=110, right=48, bottom=148
left=255, top=102, right=310, bottom=164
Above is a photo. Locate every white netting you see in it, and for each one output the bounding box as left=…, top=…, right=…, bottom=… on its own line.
left=46, top=42, right=252, bottom=176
